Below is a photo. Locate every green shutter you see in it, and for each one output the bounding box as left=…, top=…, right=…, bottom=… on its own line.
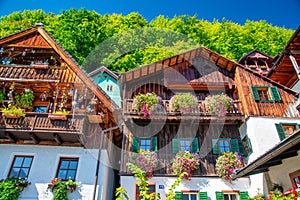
left=151, top=136, right=158, bottom=152
left=296, top=124, right=300, bottom=130
left=230, top=139, right=239, bottom=153
left=132, top=137, right=140, bottom=152
left=239, top=191, right=249, bottom=200
left=251, top=86, right=260, bottom=101
left=175, top=191, right=183, bottom=200
left=246, top=136, right=253, bottom=156
left=239, top=141, right=247, bottom=156
left=199, top=192, right=208, bottom=200
left=270, top=87, right=282, bottom=101
left=275, top=124, right=286, bottom=141
left=192, top=138, right=199, bottom=153
left=172, top=138, right=180, bottom=154
left=215, top=192, right=224, bottom=200
left=212, top=139, right=220, bottom=154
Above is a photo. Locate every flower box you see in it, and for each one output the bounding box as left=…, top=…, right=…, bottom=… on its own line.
left=3, top=113, right=22, bottom=119
left=48, top=114, right=67, bottom=121
left=32, top=64, right=49, bottom=69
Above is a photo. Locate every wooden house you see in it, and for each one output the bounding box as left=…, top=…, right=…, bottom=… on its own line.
left=267, top=26, right=300, bottom=90
left=119, top=44, right=300, bottom=199
left=89, top=66, right=121, bottom=107
left=0, top=24, right=121, bottom=200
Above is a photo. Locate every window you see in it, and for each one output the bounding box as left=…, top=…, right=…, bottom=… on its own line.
left=251, top=86, right=281, bottom=102
left=172, top=138, right=199, bottom=154
left=275, top=123, right=299, bottom=141
left=132, top=137, right=157, bottom=152
left=140, top=138, right=151, bottom=151
left=175, top=191, right=208, bottom=200
left=216, top=191, right=248, bottom=200
left=33, top=106, right=47, bottom=113
left=106, top=84, right=113, bottom=92
left=8, top=156, right=33, bottom=178
left=56, top=158, right=78, bottom=181
left=212, top=138, right=240, bottom=155
left=289, top=169, right=300, bottom=187
left=136, top=184, right=155, bottom=200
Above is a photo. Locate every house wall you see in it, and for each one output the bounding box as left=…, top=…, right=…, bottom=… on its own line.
left=268, top=151, right=300, bottom=191
left=0, top=144, right=114, bottom=200
left=120, top=176, right=250, bottom=200
left=239, top=117, right=300, bottom=197
left=91, top=71, right=121, bottom=107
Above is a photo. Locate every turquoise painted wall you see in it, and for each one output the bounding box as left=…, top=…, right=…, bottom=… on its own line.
left=91, top=72, right=121, bottom=107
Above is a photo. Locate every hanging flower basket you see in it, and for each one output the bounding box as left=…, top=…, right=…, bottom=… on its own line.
left=169, top=93, right=198, bottom=113
left=47, top=178, right=80, bottom=200
left=171, top=152, right=200, bottom=180
left=204, top=94, right=233, bottom=116
left=132, top=93, right=161, bottom=117
left=129, top=150, right=158, bottom=178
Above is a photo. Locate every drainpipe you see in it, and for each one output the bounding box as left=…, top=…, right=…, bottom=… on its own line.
left=93, top=126, right=119, bottom=200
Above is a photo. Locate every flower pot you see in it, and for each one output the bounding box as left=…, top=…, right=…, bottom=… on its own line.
left=47, top=183, right=55, bottom=191
left=48, top=114, right=67, bottom=121
left=3, top=114, right=21, bottom=119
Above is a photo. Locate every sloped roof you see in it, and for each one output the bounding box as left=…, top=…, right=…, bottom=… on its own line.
left=238, top=49, right=274, bottom=63
left=232, top=130, right=300, bottom=179
left=0, top=24, right=117, bottom=113
left=88, top=66, right=119, bottom=80
left=267, top=26, right=300, bottom=88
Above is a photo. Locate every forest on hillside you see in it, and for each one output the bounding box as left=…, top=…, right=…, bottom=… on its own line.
left=0, top=9, right=294, bottom=73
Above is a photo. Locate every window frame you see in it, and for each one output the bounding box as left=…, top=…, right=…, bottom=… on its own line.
left=251, top=86, right=281, bottom=102
left=218, top=139, right=231, bottom=153
left=172, top=138, right=199, bottom=154
left=55, top=157, right=79, bottom=181
left=132, top=137, right=158, bottom=152
left=289, top=169, right=300, bottom=187
left=8, top=155, right=34, bottom=178
left=212, top=138, right=240, bottom=155
left=179, top=140, right=193, bottom=152
left=182, top=191, right=199, bottom=200
left=275, top=123, right=299, bottom=141
left=223, top=192, right=239, bottom=200
left=140, top=138, right=152, bottom=151
left=106, top=84, right=114, bottom=92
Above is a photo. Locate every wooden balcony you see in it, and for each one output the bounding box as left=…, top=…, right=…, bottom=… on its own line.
left=121, top=152, right=241, bottom=177
left=123, top=99, right=243, bottom=121
left=0, top=112, right=89, bottom=145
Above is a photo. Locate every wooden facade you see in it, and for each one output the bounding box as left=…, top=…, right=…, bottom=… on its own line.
left=0, top=24, right=121, bottom=148
left=120, top=45, right=300, bottom=177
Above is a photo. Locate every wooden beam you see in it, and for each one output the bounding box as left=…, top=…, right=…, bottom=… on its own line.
left=53, top=133, right=62, bottom=145
left=4, top=132, right=17, bottom=143
left=30, top=133, right=39, bottom=144
left=259, top=160, right=282, bottom=169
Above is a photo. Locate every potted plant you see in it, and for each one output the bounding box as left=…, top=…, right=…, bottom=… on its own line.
left=215, top=152, right=244, bottom=182
left=1, top=103, right=26, bottom=118
left=132, top=93, right=161, bottom=117
left=0, top=177, right=31, bottom=199
left=0, top=89, right=5, bottom=103
left=171, top=151, right=200, bottom=180
left=48, top=109, right=70, bottom=121
left=15, top=88, right=35, bottom=110
left=47, top=178, right=79, bottom=200
left=129, top=150, right=158, bottom=178
left=204, top=94, right=233, bottom=116
left=169, top=93, right=198, bottom=113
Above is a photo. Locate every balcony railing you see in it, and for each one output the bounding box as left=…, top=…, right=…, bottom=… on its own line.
left=0, top=112, right=89, bottom=144
left=123, top=99, right=243, bottom=116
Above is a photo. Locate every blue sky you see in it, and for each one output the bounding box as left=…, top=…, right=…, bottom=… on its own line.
left=0, top=0, right=299, bottom=30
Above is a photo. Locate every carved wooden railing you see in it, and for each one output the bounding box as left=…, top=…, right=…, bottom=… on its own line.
left=0, top=112, right=87, bottom=134
left=123, top=99, right=243, bottom=116
left=121, top=152, right=244, bottom=176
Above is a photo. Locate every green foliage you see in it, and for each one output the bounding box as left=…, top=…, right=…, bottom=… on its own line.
left=115, top=187, right=129, bottom=200
left=132, top=93, right=161, bottom=117
left=171, top=152, right=200, bottom=179
left=165, top=172, right=187, bottom=200
left=48, top=178, right=79, bottom=200
left=130, top=150, right=158, bottom=178
left=0, top=177, right=31, bottom=200
left=0, top=90, right=4, bottom=103
left=169, top=93, right=198, bottom=113
left=0, top=10, right=294, bottom=73
left=1, top=103, right=26, bottom=117
left=15, top=89, right=35, bottom=109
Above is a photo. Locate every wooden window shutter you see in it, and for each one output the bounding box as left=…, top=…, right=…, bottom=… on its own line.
left=239, top=192, right=249, bottom=200
left=246, top=136, right=253, bottom=155
left=132, top=137, right=140, bottom=152
left=239, top=141, right=247, bottom=156
left=212, top=139, right=220, bottom=154
left=215, top=192, right=224, bottom=200
left=251, top=86, right=260, bottom=101
left=175, top=191, right=183, bottom=200
left=198, top=192, right=208, bottom=200
left=275, top=124, right=286, bottom=141
left=270, top=87, right=282, bottom=101
left=230, top=139, right=239, bottom=153
left=172, top=138, right=180, bottom=154
left=151, top=136, right=158, bottom=152
left=192, top=138, right=199, bottom=153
